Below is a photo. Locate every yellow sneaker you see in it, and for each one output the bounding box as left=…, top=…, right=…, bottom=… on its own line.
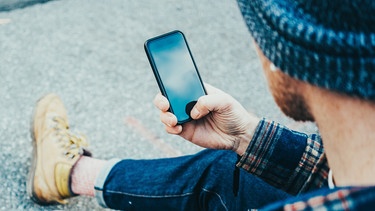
left=27, top=94, right=91, bottom=205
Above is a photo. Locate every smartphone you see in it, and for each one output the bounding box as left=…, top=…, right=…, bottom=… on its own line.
left=144, top=30, right=207, bottom=124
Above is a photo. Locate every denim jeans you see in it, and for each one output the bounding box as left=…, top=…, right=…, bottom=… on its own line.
left=94, top=149, right=290, bottom=210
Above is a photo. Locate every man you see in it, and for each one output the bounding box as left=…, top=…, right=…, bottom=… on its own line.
left=28, top=0, right=375, bottom=210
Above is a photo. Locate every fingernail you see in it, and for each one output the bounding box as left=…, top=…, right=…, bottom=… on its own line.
left=160, top=100, right=167, bottom=107
left=191, top=108, right=199, bottom=118
left=168, top=116, right=174, bottom=126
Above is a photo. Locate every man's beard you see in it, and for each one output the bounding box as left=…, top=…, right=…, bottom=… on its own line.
left=268, top=70, right=315, bottom=122
left=255, top=44, right=315, bottom=121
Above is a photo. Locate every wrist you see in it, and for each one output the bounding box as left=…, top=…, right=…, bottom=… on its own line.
left=233, top=116, right=260, bottom=156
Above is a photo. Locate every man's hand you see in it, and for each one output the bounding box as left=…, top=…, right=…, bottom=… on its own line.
left=153, top=84, right=259, bottom=156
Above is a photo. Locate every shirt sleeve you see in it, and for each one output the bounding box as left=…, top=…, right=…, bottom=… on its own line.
left=262, top=186, right=375, bottom=210
left=236, top=118, right=329, bottom=195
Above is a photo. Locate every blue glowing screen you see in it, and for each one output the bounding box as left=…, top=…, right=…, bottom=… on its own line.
left=147, top=31, right=205, bottom=123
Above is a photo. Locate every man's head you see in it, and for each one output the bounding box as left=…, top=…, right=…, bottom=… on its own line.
left=238, top=0, right=375, bottom=121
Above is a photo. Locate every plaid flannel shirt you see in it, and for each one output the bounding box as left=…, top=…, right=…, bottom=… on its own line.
left=237, top=118, right=375, bottom=210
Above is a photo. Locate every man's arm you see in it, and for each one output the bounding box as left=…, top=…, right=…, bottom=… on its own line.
left=154, top=85, right=328, bottom=194
left=237, top=118, right=329, bottom=195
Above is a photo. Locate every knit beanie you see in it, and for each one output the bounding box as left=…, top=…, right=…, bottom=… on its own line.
left=237, top=0, right=375, bottom=100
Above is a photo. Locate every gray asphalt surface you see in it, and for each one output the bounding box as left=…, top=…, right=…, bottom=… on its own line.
left=0, top=0, right=317, bottom=210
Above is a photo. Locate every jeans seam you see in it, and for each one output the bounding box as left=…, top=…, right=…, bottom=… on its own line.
left=201, top=187, right=228, bottom=211
left=104, top=190, right=194, bottom=198
left=104, top=189, right=228, bottom=210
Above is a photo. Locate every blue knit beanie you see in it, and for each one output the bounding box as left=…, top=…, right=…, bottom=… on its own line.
left=238, top=0, right=375, bottom=100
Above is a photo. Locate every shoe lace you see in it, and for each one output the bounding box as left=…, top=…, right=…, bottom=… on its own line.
left=53, top=116, right=89, bottom=160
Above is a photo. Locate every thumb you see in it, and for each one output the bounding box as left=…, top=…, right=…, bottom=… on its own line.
left=190, top=94, right=228, bottom=119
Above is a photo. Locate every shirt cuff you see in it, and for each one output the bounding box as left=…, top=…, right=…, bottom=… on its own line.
left=236, top=118, right=309, bottom=194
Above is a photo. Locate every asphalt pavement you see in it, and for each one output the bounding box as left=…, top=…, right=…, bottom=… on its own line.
left=0, top=0, right=316, bottom=210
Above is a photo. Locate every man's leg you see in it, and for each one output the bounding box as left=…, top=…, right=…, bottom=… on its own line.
left=28, top=94, right=290, bottom=209
left=74, top=149, right=290, bottom=210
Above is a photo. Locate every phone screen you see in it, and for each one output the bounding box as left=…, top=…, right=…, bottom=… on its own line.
left=145, top=31, right=206, bottom=124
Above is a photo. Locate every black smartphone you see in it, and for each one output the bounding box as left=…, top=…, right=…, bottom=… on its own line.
left=144, top=30, right=207, bottom=124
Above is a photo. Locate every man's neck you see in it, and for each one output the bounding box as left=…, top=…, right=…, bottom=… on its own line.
left=307, top=86, right=375, bottom=187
